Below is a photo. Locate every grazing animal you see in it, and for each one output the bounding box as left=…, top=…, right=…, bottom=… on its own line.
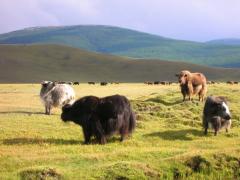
left=154, top=81, right=160, bottom=85
left=100, top=82, right=108, bottom=86
left=203, top=96, right=231, bottom=136
left=58, top=81, right=66, bottom=84
left=73, top=82, right=79, bottom=85
left=176, top=70, right=207, bottom=101
left=40, top=81, right=75, bottom=115
left=144, top=81, right=153, bottom=85
left=160, top=81, right=170, bottom=85
left=61, top=95, right=136, bottom=144
left=88, top=82, right=95, bottom=85
left=227, top=81, right=234, bottom=85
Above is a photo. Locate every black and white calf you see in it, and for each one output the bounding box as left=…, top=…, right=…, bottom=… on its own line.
left=203, top=96, right=231, bottom=136
left=40, top=81, right=75, bottom=115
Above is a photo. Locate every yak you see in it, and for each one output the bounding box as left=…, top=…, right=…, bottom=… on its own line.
left=40, top=81, right=75, bottom=115
left=203, top=96, right=231, bottom=136
left=176, top=70, right=207, bottom=101
left=61, top=95, right=136, bottom=144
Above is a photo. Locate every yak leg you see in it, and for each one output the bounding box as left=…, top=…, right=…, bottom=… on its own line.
left=188, top=95, right=193, bottom=101
left=204, top=127, right=208, bottom=135
left=94, top=120, right=106, bottom=144
left=183, top=94, right=186, bottom=102
left=45, top=104, right=51, bottom=115
left=198, top=94, right=201, bottom=101
left=120, top=127, right=128, bottom=142
left=45, top=105, right=48, bottom=115
left=83, top=128, right=91, bottom=144
left=204, top=121, right=208, bottom=135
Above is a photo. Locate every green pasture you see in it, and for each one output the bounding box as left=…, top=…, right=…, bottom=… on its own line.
left=0, top=83, right=240, bottom=179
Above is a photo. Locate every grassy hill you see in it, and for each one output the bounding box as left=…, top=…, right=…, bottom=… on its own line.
left=1, top=25, right=240, bottom=67
left=1, top=44, right=240, bottom=83
left=0, top=84, right=240, bottom=179
left=206, top=38, right=240, bottom=46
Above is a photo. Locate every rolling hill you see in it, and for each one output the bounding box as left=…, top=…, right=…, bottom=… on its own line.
left=0, top=44, right=240, bottom=83
left=206, top=38, right=240, bottom=46
left=1, top=25, right=240, bottom=67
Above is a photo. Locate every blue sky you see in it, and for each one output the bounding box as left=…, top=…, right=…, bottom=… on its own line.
left=1, top=0, right=240, bottom=41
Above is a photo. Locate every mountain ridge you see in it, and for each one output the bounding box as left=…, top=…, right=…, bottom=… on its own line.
left=1, top=25, right=240, bottom=67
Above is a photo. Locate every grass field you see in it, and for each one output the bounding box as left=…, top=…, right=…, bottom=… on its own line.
left=0, top=83, right=240, bottom=179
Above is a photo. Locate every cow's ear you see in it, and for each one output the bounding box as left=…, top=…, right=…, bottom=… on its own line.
left=53, top=81, right=57, bottom=86
left=185, top=73, right=191, bottom=81
left=175, top=74, right=179, bottom=77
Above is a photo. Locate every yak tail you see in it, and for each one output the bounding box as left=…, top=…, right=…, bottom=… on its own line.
left=128, top=110, right=136, bottom=133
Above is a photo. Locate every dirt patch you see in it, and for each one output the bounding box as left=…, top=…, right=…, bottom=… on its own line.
left=19, top=167, right=62, bottom=180
left=185, top=155, right=211, bottom=173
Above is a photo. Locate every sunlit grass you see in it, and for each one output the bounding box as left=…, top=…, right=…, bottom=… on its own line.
left=0, top=83, right=240, bottom=179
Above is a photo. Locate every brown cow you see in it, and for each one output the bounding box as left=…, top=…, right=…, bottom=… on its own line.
left=176, top=70, right=207, bottom=101
left=226, top=81, right=234, bottom=85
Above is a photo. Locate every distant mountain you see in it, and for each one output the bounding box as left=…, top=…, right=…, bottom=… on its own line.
left=206, top=38, right=240, bottom=46
left=1, top=25, right=240, bottom=68
left=0, top=44, right=240, bottom=83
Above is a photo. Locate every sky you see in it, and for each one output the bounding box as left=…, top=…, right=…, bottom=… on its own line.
left=1, top=0, right=240, bottom=42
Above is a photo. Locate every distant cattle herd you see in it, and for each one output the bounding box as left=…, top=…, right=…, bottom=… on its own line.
left=50, top=80, right=239, bottom=86
left=40, top=71, right=237, bottom=144
left=49, top=81, right=121, bottom=86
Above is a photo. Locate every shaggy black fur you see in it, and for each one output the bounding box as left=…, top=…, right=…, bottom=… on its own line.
left=61, top=95, right=136, bottom=144
left=203, top=96, right=231, bottom=136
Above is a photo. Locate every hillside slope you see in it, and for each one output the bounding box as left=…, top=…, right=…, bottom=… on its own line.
left=0, top=44, right=240, bottom=83
left=1, top=25, right=240, bottom=67
left=206, top=38, right=240, bottom=46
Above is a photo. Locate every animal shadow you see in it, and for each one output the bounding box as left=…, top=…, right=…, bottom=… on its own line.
left=0, top=111, right=44, bottom=115
left=3, top=138, right=82, bottom=145
left=144, top=129, right=204, bottom=141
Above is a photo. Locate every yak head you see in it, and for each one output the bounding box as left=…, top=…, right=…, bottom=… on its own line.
left=61, top=96, right=100, bottom=125
left=206, top=96, right=231, bottom=121
left=215, top=101, right=231, bottom=120
left=61, top=104, right=73, bottom=122
left=175, top=70, right=191, bottom=85
left=40, top=81, right=57, bottom=92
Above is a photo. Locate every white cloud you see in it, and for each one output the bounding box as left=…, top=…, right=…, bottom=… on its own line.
left=0, top=0, right=240, bottom=41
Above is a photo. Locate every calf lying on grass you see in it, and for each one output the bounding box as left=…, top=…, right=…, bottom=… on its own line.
left=61, top=95, right=136, bottom=144
left=203, top=96, right=231, bottom=136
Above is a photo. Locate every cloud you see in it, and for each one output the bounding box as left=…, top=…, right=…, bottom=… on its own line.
left=0, top=0, right=59, bottom=32
left=0, top=0, right=240, bottom=41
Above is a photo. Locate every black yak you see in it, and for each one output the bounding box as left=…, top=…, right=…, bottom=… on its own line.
left=203, top=96, right=231, bottom=136
left=61, top=95, right=136, bottom=144
left=100, top=82, right=108, bottom=86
